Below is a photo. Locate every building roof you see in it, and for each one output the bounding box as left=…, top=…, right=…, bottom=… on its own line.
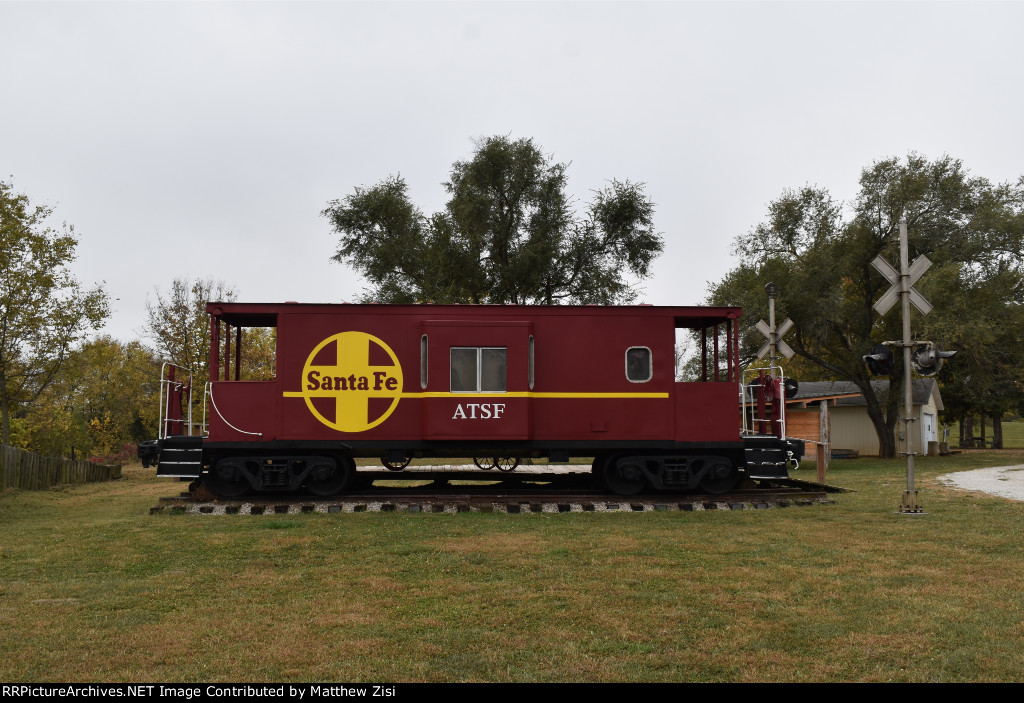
left=787, top=379, right=942, bottom=409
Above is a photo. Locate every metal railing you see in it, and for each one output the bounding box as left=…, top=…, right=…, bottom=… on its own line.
left=739, top=365, right=788, bottom=439
left=158, top=363, right=203, bottom=439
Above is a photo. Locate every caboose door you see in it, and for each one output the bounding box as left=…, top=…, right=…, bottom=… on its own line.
left=420, top=320, right=532, bottom=442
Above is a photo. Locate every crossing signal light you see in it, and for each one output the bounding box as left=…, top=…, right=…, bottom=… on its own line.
left=911, top=343, right=956, bottom=377
left=863, top=344, right=895, bottom=376
left=784, top=377, right=799, bottom=399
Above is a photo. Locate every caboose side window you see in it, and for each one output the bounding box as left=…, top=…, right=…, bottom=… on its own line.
left=626, top=347, right=652, bottom=383
left=420, top=335, right=428, bottom=389
left=528, top=335, right=535, bottom=390
left=451, top=347, right=507, bottom=393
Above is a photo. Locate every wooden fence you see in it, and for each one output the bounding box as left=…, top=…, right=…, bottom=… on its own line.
left=1, top=444, right=121, bottom=490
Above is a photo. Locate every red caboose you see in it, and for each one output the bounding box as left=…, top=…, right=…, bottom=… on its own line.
left=142, top=303, right=799, bottom=496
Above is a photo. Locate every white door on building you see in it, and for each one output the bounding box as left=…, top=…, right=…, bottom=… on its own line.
left=923, top=412, right=936, bottom=447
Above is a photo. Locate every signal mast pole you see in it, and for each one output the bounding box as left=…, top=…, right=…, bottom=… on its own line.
left=767, top=283, right=778, bottom=374
left=754, top=284, right=795, bottom=440
left=898, top=218, right=920, bottom=514
left=870, top=217, right=954, bottom=513
left=756, top=283, right=794, bottom=373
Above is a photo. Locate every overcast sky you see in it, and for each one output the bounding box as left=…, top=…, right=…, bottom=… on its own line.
left=2, top=1, right=1022, bottom=343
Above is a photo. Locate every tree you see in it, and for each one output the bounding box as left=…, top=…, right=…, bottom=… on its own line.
left=0, top=180, right=109, bottom=445
left=23, top=337, right=161, bottom=459
left=323, top=135, right=664, bottom=304
left=709, top=155, right=1024, bottom=457
left=926, top=262, right=1024, bottom=448
left=145, top=276, right=276, bottom=389
left=145, top=277, right=235, bottom=387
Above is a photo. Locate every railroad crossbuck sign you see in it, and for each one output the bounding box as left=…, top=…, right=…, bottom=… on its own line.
left=871, top=253, right=933, bottom=316
left=756, top=317, right=795, bottom=361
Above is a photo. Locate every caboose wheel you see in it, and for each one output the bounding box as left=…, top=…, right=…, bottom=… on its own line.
left=382, top=458, right=411, bottom=471
left=604, top=457, right=648, bottom=496
left=208, top=460, right=251, bottom=497
left=474, top=457, right=497, bottom=470
left=307, top=457, right=355, bottom=496
left=495, top=457, right=520, bottom=472
left=699, top=459, right=738, bottom=495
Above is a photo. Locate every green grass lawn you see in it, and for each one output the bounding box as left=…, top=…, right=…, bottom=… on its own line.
left=2, top=450, right=1023, bottom=683
left=999, top=419, right=1024, bottom=448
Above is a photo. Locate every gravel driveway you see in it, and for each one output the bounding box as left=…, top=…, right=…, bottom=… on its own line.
left=937, top=465, right=1024, bottom=502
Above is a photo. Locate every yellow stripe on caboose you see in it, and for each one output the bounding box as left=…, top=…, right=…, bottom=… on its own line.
left=400, top=392, right=669, bottom=399
left=283, top=391, right=670, bottom=399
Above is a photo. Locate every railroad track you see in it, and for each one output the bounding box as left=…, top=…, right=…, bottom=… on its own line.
left=152, top=481, right=839, bottom=515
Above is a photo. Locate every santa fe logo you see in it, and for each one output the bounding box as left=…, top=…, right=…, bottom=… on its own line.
left=284, top=331, right=403, bottom=433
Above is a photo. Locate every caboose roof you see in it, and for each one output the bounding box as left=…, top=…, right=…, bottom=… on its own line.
left=206, top=302, right=742, bottom=329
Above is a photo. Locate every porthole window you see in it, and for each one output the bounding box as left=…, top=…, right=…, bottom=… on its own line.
left=451, top=347, right=507, bottom=393
left=626, top=347, right=652, bottom=383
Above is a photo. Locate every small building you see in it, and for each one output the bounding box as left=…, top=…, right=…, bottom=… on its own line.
left=786, top=379, right=945, bottom=459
